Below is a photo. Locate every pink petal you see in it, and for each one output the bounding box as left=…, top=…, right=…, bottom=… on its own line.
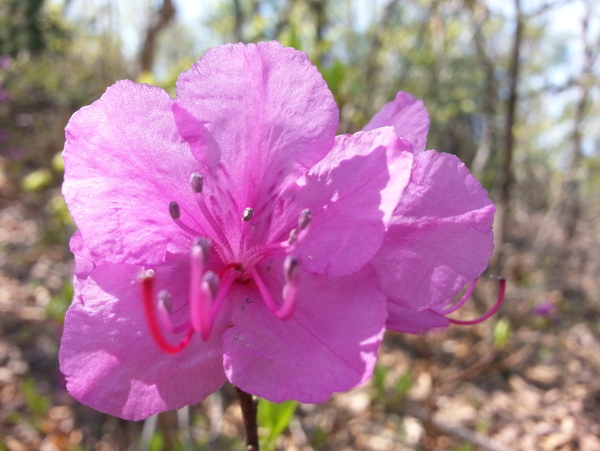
left=222, top=261, right=386, bottom=403
left=287, top=128, right=413, bottom=277
left=63, top=80, right=202, bottom=266
left=59, top=258, right=227, bottom=420
left=372, top=151, right=495, bottom=309
left=69, top=231, right=97, bottom=292
left=174, top=42, right=339, bottom=244
left=386, top=301, right=449, bottom=334
left=363, top=91, right=430, bottom=153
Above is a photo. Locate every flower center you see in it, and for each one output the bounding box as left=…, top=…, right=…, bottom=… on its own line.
left=141, top=172, right=311, bottom=353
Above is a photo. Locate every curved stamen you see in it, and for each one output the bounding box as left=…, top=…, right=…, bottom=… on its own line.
left=246, top=209, right=313, bottom=262
left=448, top=278, right=506, bottom=326
left=190, top=268, right=238, bottom=341
left=157, top=290, right=191, bottom=334
left=433, top=279, right=477, bottom=315
left=209, top=269, right=238, bottom=322
left=189, top=242, right=212, bottom=339
left=249, top=258, right=298, bottom=320
left=298, top=209, right=312, bottom=230
left=169, top=201, right=201, bottom=236
left=140, top=270, right=193, bottom=354
left=278, top=256, right=299, bottom=320
left=190, top=172, right=231, bottom=248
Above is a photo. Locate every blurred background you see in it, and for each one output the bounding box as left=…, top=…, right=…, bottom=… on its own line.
left=0, top=0, right=599, bottom=450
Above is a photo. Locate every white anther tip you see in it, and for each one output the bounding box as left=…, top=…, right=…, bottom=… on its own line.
left=190, top=172, right=204, bottom=193
left=298, top=209, right=312, bottom=230
left=242, top=207, right=254, bottom=222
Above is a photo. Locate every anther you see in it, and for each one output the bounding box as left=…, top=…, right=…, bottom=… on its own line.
left=202, top=271, right=220, bottom=298
left=287, top=229, right=298, bottom=245
left=169, top=202, right=181, bottom=219
left=284, top=255, right=299, bottom=283
left=242, top=207, right=254, bottom=222
left=190, top=172, right=204, bottom=193
left=298, top=209, right=312, bottom=230
left=158, top=290, right=172, bottom=313
left=192, top=236, right=212, bottom=262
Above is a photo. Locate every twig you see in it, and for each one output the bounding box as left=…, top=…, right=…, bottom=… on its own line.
left=235, top=387, right=259, bottom=451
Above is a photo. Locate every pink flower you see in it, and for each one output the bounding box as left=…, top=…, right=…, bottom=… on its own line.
left=61, top=42, right=413, bottom=420
left=364, top=92, right=499, bottom=333
left=60, top=42, right=496, bottom=421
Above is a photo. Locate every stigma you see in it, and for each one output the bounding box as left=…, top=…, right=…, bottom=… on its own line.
left=141, top=172, right=312, bottom=353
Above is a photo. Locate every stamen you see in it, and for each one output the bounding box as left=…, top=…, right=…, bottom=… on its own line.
left=249, top=257, right=298, bottom=321
left=298, top=209, right=312, bottom=230
left=209, top=269, right=238, bottom=321
left=189, top=242, right=211, bottom=339
left=245, top=209, right=313, bottom=262
left=288, top=229, right=299, bottom=245
left=157, top=290, right=191, bottom=334
left=279, top=255, right=299, bottom=320
left=193, top=236, right=212, bottom=261
left=140, top=270, right=193, bottom=354
left=190, top=172, right=204, bottom=193
left=169, top=201, right=181, bottom=219
left=203, top=271, right=220, bottom=299
left=190, top=172, right=230, bottom=247
left=169, top=201, right=200, bottom=236
left=284, top=255, right=299, bottom=282
left=433, top=279, right=477, bottom=315
left=448, top=278, right=506, bottom=326
left=242, top=207, right=254, bottom=222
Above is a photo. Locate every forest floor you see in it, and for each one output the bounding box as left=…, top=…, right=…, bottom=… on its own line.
left=1, top=155, right=600, bottom=451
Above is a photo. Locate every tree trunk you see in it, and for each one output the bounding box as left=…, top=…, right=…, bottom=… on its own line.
left=492, top=0, right=522, bottom=272
left=139, top=0, right=176, bottom=74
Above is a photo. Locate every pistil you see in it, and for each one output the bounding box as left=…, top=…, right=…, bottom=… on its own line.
left=444, top=277, right=506, bottom=325
left=140, top=270, right=194, bottom=354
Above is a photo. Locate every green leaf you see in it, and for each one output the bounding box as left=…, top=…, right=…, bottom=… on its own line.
left=493, top=317, right=512, bottom=350
left=257, top=398, right=298, bottom=451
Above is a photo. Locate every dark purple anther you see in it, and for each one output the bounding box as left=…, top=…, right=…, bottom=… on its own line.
left=242, top=207, right=254, bottom=222
left=169, top=201, right=181, bottom=219
left=202, top=271, right=220, bottom=298
left=192, top=236, right=212, bottom=261
left=287, top=229, right=298, bottom=245
left=298, top=209, right=312, bottom=230
left=190, top=172, right=204, bottom=193
left=283, top=255, right=299, bottom=283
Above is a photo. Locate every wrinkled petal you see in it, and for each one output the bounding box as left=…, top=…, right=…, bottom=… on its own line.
left=386, top=302, right=449, bottom=334
left=363, top=91, right=430, bottom=153
left=283, top=128, right=413, bottom=277
left=372, top=151, right=495, bottom=309
left=222, top=261, right=386, bottom=403
left=69, top=231, right=100, bottom=294
left=60, top=258, right=228, bottom=420
left=174, top=42, right=339, bottom=246
left=63, top=80, right=201, bottom=266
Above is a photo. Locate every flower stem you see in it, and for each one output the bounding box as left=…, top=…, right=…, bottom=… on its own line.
left=235, top=387, right=259, bottom=451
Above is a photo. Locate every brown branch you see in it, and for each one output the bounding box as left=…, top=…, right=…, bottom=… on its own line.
left=232, top=0, right=244, bottom=42
left=470, top=0, right=499, bottom=175
left=139, top=0, right=176, bottom=74
left=235, top=387, right=259, bottom=451
left=492, top=0, right=523, bottom=271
